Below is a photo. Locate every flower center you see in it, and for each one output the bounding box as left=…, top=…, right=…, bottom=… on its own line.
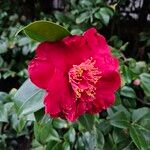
left=68, top=58, right=101, bottom=101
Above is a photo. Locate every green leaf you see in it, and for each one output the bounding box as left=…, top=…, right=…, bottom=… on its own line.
left=108, top=111, right=130, bottom=129
left=0, top=41, right=8, bottom=54
left=121, top=65, right=135, bottom=84
left=75, top=136, right=85, bottom=150
left=46, top=141, right=62, bottom=150
left=14, top=79, right=45, bottom=116
left=0, top=56, right=4, bottom=67
left=11, top=114, right=26, bottom=133
left=132, top=107, right=150, bottom=123
left=0, top=92, right=10, bottom=102
left=78, top=114, right=95, bottom=131
left=0, top=103, right=8, bottom=122
left=96, top=119, right=112, bottom=135
left=82, top=128, right=104, bottom=150
left=71, top=29, right=83, bottom=35
left=53, top=118, right=68, bottom=129
left=120, top=42, right=129, bottom=51
left=76, top=12, right=90, bottom=24
left=62, top=142, right=70, bottom=150
left=112, top=128, right=129, bottom=144
left=34, top=118, right=60, bottom=144
left=82, top=132, right=96, bottom=150
left=140, top=73, right=150, bottom=97
left=31, top=139, right=44, bottom=150
left=122, top=142, right=136, bottom=150
left=132, top=61, right=147, bottom=74
left=95, top=128, right=105, bottom=150
left=122, top=98, right=136, bottom=108
left=46, top=128, right=60, bottom=143
left=34, top=108, right=45, bottom=122
left=64, top=127, right=76, bottom=143
left=16, top=20, right=70, bottom=42
left=130, top=125, right=149, bottom=150
left=120, top=86, right=136, bottom=99
left=103, top=134, right=117, bottom=150
left=95, top=7, right=113, bottom=25
left=18, top=37, right=31, bottom=46
left=140, top=118, right=150, bottom=130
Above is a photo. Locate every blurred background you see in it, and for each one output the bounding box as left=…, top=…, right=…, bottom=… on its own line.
left=0, top=0, right=150, bottom=150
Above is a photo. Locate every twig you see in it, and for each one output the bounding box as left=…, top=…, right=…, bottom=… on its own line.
left=137, top=97, right=150, bottom=107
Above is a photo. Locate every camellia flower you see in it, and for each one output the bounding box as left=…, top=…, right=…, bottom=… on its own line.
left=28, top=28, right=121, bottom=121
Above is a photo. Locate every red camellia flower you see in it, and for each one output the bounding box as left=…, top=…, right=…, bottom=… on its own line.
left=28, top=28, right=121, bottom=121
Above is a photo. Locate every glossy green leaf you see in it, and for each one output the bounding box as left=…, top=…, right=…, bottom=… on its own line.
left=82, top=132, right=96, bottom=150
left=132, top=61, right=147, bottom=74
left=120, top=42, right=129, bottom=51
left=46, top=128, right=60, bottom=143
left=95, top=128, right=105, bottom=150
left=62, top=142, right=70, bottom=150
left=96, top=119, right=112, bottom=135
left=120, top=86, right=136, bottom=99
left=122, top=142, right=136, bottom=150
left=78, top=114, right=95, bottom=131
left=18, top=37, right=31, bottom=46
left=71, top=29, right=83, bottom=35
left=46, top=141, right=62, bottom=150
left=53, top=118, right=68, bottom=129
left=95, top=7, right=113, bottom=25
left=121, top=65, right=135, bottom=84
left=34, top=108, right=45, bottom=122
left=122, top=98, right=137, bottom=108
left=130, top=125, right=149, bottom=150
left=75, top=136, right=85, bottom=150
left=132, top=107, right=150, bottom=123
left=34, top=117, right=60, bottom=144
left=64, top=127, right=76, bottom=143
left=0, top=41, right=8, bottom=54
left=82, top=129, right=104, bottom=150
left=103, top=134, right=117, bottom=150
left=76, top=12, right=90, bottom=24
left=11, top=114, right=26, bottom=133
left=108, top=111, right=130, bottom=129
left=140, top=117, right=150, bottom=130
left=14, top=79, right=45, bottom=116
left=0, top=103, right=8, bottom=122
left=16, top=20, right=70, bottom=42
left=140, top=73, right=150, bottom=97
left=112, top=128, right=129, bottom=144
left=0, top=56, right=4, bottom=67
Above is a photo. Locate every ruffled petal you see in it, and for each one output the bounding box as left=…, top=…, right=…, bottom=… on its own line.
left=83, top=28, right=110, bottom=54
left=75, top=101, right=86, bottom=118
left=44, top=93, right=61, bottom=116
left=44, top=68, right=76, bottom=120
left=86, top=92, right=114, bottom=115
left=95, top=54, right=121, bottom=92
left=97, top=71, right=121, bottom=93
left=94, top=91, right=116, bottom=110
left=28, top=43, right=55, bottom=89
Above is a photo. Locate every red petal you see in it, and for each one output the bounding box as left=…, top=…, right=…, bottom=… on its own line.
left=87, top=92, right=115, bottom=114
left=94, top=91, right=116, bottom=110
left=44, top=68, right=76, bottom=120
left=28, top=42, right=54, bottom=89
left=97, top=71, right=121, bottom=93
left=76, top=101, right=86, bottom=118
left=83, top=28, right=110, bottom=54
left=44, top=93, right=61, bottom=116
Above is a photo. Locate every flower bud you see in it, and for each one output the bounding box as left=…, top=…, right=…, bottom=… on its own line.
left=133, top=79, right=141, bottom=86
